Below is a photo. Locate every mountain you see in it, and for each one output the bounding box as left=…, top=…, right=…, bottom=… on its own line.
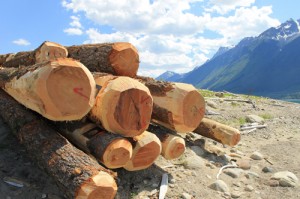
left=159, top=18, right=300, bottom=99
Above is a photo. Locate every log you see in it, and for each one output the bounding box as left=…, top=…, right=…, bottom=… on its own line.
left=90, top=73, right=153, bottom=137
left=67, top=42, right=139, bottom=77
left=0, top=58, right=96, bottom=121
left=137, top=76, right=205, bottom=133
left=53, top=120, right=133, bottom=169
left=123, top=131, right=162, bottom=171
left=193, top=118, right=241, bottom=146
left=0, top=89, right=117, bottom=199
left=2, top=41, right=68, bottom=67
left=148, top=124, right=185, bottom=160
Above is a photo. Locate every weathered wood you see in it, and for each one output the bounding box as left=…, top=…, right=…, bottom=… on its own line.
left=194, top=118, right=241, bottom=146
left=2, top=41, right=68, bottom=68
left=0, top=58, right=96, bottom=121
left=148, top=124, right=185, bottom=160
left=53, top=120, right=133, bottom=169
left=67, top=42, right=139, bottom=77
left=137, top=76, right=205, bottom=133
left=0, top=89, right=117, bottom=199
left=123, top=131, right=162, bottom=171
left=90, top=73, right=153, bottom=137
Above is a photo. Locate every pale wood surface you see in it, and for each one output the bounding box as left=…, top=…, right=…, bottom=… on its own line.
left=90, top=74, right=153, bottom=137
left=0, top=58, right=96, bottom=121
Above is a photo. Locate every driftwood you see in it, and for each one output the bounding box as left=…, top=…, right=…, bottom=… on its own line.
left=53, top=120, right=133, bottom=169
left=1, top=41, right=68, bottom=68
left=67, top=42, right=139, bottom=77
left=0, top=58, right=96, bottom=121
left=90, top=73, right=153, bottom=137
left=137, top=76, right=205, bottom=133
left=0, top=89, right=117, bottom=199
left=240, top=124, right=267, bottom=131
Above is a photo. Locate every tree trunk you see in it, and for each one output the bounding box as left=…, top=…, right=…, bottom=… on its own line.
left=148, top=124, right=185, bottom=160
left=0, top=89, right=117, bottom=199
left=53, top=120, right=133, bottom=169
left=137, top=76, right=206, bottom=133
left=67, top=42, right=139, bottom=77
left=1, top=41, right=68, bottom=68
left=123, top=131, right=161, bottom=171
left=0, top=58, right=96, bottom=121
left=90, top=73, right=153, bottom=137
left=194, top=118, right=241, bottom=146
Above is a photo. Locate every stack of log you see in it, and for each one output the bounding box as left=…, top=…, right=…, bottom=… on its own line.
left=0, top=41, right=241, bottom=199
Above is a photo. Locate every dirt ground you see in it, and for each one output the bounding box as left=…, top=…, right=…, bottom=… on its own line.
left=0, top=94, right=300, bottom=199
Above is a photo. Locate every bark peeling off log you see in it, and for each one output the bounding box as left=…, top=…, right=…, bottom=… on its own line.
left=136, top=76, right=174, bottom=97
left=0, top=90, right=117, bottom=199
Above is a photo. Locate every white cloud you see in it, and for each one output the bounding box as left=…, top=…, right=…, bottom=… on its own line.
left=64, top=15, right=83, bottom=35
left=62, top=0, right=281, bottom=77
left=206, top=0, right=256, bottom=14
left=12, top=38, right=31, bottom=46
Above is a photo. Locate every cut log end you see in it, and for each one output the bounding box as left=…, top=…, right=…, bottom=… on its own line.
left=76, top=171, right=117, bottom=199
left=38, top=58, right=96, bottom=121
left=35, top=41, right=68, bottom=63
left=162, top=135, right=185, bottom=160
left=92, top=76, right=153, bottom=137
left=124, top=131, right=162, bottom=171
left=102, top=138, right=133, bottom=169
left=109, top=42, right=139, bottom=77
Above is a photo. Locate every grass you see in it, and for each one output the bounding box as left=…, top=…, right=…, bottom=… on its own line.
left=259, top=113, right=273, bottom=120
left=238, top=117, right=246, bottom=125
left=199, top=89, right=238, bottom=98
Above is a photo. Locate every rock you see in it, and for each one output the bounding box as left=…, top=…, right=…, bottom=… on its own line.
left=183, top=155, right=204, bottom=169
left=224, top=168, right=244, bottom=178
left=250, top=151, right=263, bottom=160
left=246, top=115, right=265, bottom=124
left=169, top=184, right=175, bottom=188
left=181, top=192, right=192, bottom=199
left=268, top=180, right=279, bottom=187
left=206, top=100, right=218, bottom=109
left=209, top=180, right=230, bottom=192
left=215, top=92, right=224, bottom=97
left=170, top=178, right=176, bottom=184
left=205, top=162, right=216, bottom=169
left=262, top=166, right=273, bottom=173
left=41, top=194, right=47, bottom=199
left=245, top=185, right=254, bottom=192
left=231, top=191, right=244, bottom=198
left=271, top=171, right=299, bottom=187
left=245, top=171, right=260, bottom=179
left=236, top=159, right=251, bottom=170
left=190, top=145, right=205, bottom=156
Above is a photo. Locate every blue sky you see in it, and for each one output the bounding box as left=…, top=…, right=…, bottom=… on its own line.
left=1, top=0, right=299, bottom=77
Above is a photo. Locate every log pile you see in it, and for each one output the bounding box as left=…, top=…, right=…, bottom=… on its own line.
left=0, top=41, right=240, bottom=198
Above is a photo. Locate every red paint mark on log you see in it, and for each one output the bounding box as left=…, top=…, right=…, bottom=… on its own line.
left=73, top=87, right=89, bottom=100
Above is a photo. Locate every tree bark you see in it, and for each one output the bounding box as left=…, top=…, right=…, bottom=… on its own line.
left=123, top=131, right=161, bottom=171
left=0, top=53, right=15, bottom=66
left=53, top=120, right=133, bottom=169
left=194, top=118, right=241, bottom=146
left=137, top=76, right=206, bottom=133
left=67, top=42, right=139, bottom=77
left=0, top=89, right=117, bottom=199
left=1, top=41, right=68, bottom=68
left=90, top=73, right=153, bottom=137
left=148, top=124, right=185, bottom=160
left=0, top=58, right=96, bottom=121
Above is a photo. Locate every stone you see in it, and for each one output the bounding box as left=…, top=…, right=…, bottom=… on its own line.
left=268, top=180, right=279, bottom=187
left=183, top=155, right=204, bottom=169
left=224, top=168, right=244, bottom=178
left=271, top=171, right=299, bottom=187
left=231, top=191, right=244, bottom=198
left=246, top=115, right=265, bottom=124
left=190, top=145, right=205, bottom=156
left=170, top=178, right=176, bottom=184
left=41, top=194, right=47, bottom=199
left=236, top=159, right=251, bottom=170
left=181, top=192, right=192, bottom=199
left=262, top=166, right=273, bottom=173
left=206, top=100, right=218, bottom=109
left=250, top=151, right=263, bottom=160
left=245, top=185, right=254, bottom=192
left=208, top=180, right=230, bottom=192
left=245, top=171, right=260, bottom=179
